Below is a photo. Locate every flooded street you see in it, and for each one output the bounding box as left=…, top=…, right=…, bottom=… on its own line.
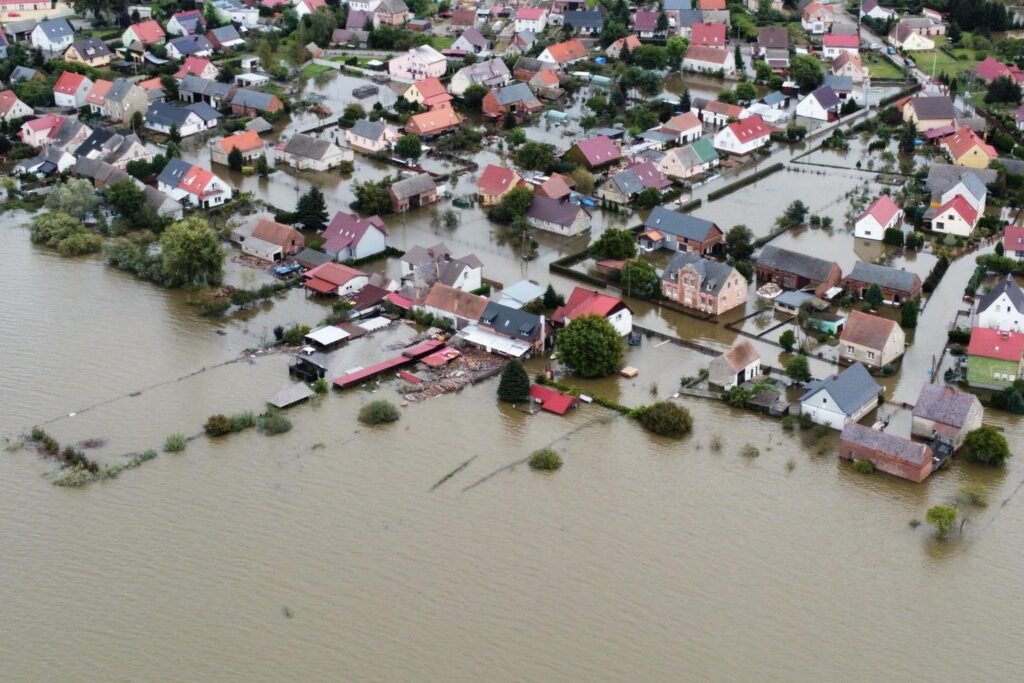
left=3, top=199, right=1024, bottom=682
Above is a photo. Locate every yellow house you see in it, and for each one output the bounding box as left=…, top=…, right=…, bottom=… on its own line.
left=902, top=95, right=955, bottom=133
left=64, top=38, right=113, bottom=67
left=889, top=23, right=935, bottom=51
left=940, top=126, right=999, bottom=169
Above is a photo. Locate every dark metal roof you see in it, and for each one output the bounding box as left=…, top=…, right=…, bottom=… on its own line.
left=756, top=245, right=838, bottom=282
left=644, top=206, right=718, bottom=242
left=479, top=301, right=543, bottom=341
left=845, top=262, right=919, bottom=294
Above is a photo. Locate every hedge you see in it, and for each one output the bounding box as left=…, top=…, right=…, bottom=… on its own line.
left=706, top=163, right=784, bottom=202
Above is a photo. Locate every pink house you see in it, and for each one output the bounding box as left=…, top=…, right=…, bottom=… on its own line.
left=388, top=44, right=447, bottom=82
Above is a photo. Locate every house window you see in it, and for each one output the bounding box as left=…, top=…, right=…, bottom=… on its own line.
left=935, top=221, right=944, bottom=231
left=867, top=351, right=875, bottom=360
left=846, top=345, right=854, bottom=353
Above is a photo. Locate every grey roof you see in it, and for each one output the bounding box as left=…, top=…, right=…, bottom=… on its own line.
left=350, top=118, right=386, bottom=140
left=913, top=384, right=981, bottom=428
left=74, top=156, right=128, bottom=184
left=106, top=78, right=139, bottom=104
left=4, top=19, right=38, bottom=36
left=756, top=245, right=838, bottom=282
left=49, top=119, right=89, bottom=149
left=209, top=25, right=242, bottom=44
left=956, top=172, right=987, bottom=201
left=564, top=10, right=604, bottom=30
left=609, top=168, right=644, bottom=196
left=758, top=27, right=788, bottom=49
left=479, top=301, right=543, bottom=341
left=246, top=116, right=273, bottom=133
left=377, top=0, right=409, bottom=14
left=186, top=101, right=220, bottom=122
left=268, top=382, right=315, bottom=409
left=644, top=206, right=719, bottom=242
left=457, top=58, right=510, bottom=86
left=36, top=18, right=74, bottom=42
left=296, top=247, right=333, bottom=268
left=639, top=129, right=678, bottom=144
left=492, top=82, right=539, bottom=107
left=800, top=363, right=882, bottom=415
left=798, top=366, right=880, bottom=413
left=908, top=95, right=956, bottom=121
left=527, top=195, right=584, bottom=227
left=68, top=37, right=111, bottom=58
left=169, top=34, right=213, bottom=56
left=494, top=279, right=546, bottom=309
left=926, top=163, right=997, bottom=194
left=231, top=88, right=277, bottom=110
left=157, top=157, right=191, bottom=188
left=458, top=27, right=488, bottom=48
left=389, top=173, right=436, bottom=200
left=846, top=262, right=919, bottom=294
left=675, top=9, right=703, bottom=25
left=808, top=84, right=840, bottom=110
left=840, top=422, right=930, bottom=466
left=761, top=91, right=785, bottom=106
left=662, top=251, right=736, bottom=296
left=664, top=0, right=694, bottom=11
left=775, top=290, right=815, bottom=308
left=823, top=74, right=853, bottom=92
left=282, top=133, right=334, bottom=160
left=141, top=184, right=183, bottom=216
left=180, top=74, right=234, bottom=99
left=145, top=100, right=196, bottom=127
left=9, top=66, right=40, bottom=83
left=978, top=274, right=1024, bottom=315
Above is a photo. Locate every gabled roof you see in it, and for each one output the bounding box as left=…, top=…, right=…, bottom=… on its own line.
left=571, top=135, right=620, bottom=166
left=823, top=74, right=854, bottom=93
left=941, top=126, right=998, bottom=161
left=491, top=82, right=540, bottom=108
left=180, top=75, right=234, bottom=99
left=186, top=101, right=220, bottom=122
left=456, top=58, right=511, bottom=86
left=756, top=245, right=837, bottom=282
left=926, top=163, right=997, bottom=194
left=54, top=70, right=88, bottom=95
left=824, top=33, right=859, bottom=48
left=908, top=95, right=956, bottom=121
left=405, top=106, right=462, bottom=135
left=725, top=114, right=776, bottom=144
left=68, top=38, right=111, bottom=59
left=477, top=164, right=519, bottom=196
left=253, top=217, right=302, bottom=248
left=422, top=282, right=489, bottom=320
left=175, top=55, right=216, bottom=79
left=977, top=274, right=1024, bottom=315
left=841, top=310, right=899, bottom=350
left=218, top=130, right=263, bottom=154
left=390, top=173, right=437, bottom=200
left=171, top=9, right=205, bottom=33
left=527, top=195, right=585, bottom=227
left=758, top=27, right=788, bottom=49
left=169, top=34, right=213, bottom=56
left=231, top=88, right=279, bottom=110
left=691, top=137, right=719, bottom=163
left=832, top=52, right=863, bottom=73
left=536, top=173, right=571, bottom=199
left=661, top=251, right=736, bottom=295
left=376, top=0, right=408, bottom=15
left=552, top=286, right=627, bottom=324
left=304, top=262, right=367, bottom=287
left=145, top=100, right=199, bottom=128
left=479, top=301, right=543, bottom=341
left=858, top=194, right=901, bottom=226
left=564, top=10, right=604, bottom=30
left=324, top=210, right=387, bottom=252
left=714, top=340, right=760, bottom=372
left=799, top=363, right=881, bottom=415
left=935, top=194, right=978, bottom=226
left=685, top=44, right=729, bottom=64
left=846, top=262, right=919, bottom=294
left=84, top=79, right=114, bottom=106
left=627, top=160, right=670, bottom=190
left=691, top=22, right=726, bottom=47
left=1002, top=225, right=1024, bottom=254
left=806, top=84, right=840, bottom=110
left=664, top=111, right=702, bottom=133
left=913, top=385, right=981, bottom=428
left=840, top=422, right=930, bottom=467
left=516, top=7, right=546, bottom=20
left=968, top=327, right=1024, bottom=362
left=543, top=38, right=587, bottom=63
left=632, top=11, right=659, bottom=32
left=106, top=78, right=141, bottom=104
left=457, top=27, right=488, bottom=48
left=645, top=206, right=719, bottom=242
left=127, top=20, right=165, bottom=44
left=208, top=24, right=243, bottom=45
left=281, top=133, right=336, bottom=160
left=350, top=118, right=387, bottom=140
left=35, top=18, right=73, bottom=42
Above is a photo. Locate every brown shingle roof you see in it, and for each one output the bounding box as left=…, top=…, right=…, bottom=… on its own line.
left=840, top=310, right=897, bottom=351
left=422, top=282, right=489, bottom=319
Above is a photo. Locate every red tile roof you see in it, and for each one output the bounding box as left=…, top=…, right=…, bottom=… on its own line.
left=516, top=7, right=545, bottom=19
left=859, top=194, right=901, bottom=227
left=543, top=38, right=587, bottom=64
left=727, top=114, right=777, bottom=144
left=841, top=310, right=898, bottom=351
left=824, top=33, right=860, bottom=48
left=699, top=0, right=726, bottom=8
left=552, top=287, right=627, bottom=324
left=529, top=384, right=577, bottom=415
left=0, top=89, right=21, bottom=116
left=404, top=106, right=463, bottom=136
left=53, top=71, right=87, bottom=95
left=304, top=262, right=366, bottom=287
left=691, top=22, right=726, bottom=47
left=936, top=194, right=978, bottom=226
left=536, top=173, right=571, bottom=199
left=138, top=77, right=164, bottom=90
left=324, top=210, right=388, bottom=252
left=1003, top=225, right=1024, bottom=252
left=685, top=44, right=730, bottom=65
left=573, top=135, right=621, bottom=166
left=174, top=56, right=214, bottom=79
left=975, top=56, right=1011, bottom=81
left=128, top=20, right=165, bottom=45
left=477, top=164, right=519, bottom=197
left=85, top=79, right=113, bottom=106
left=941, top=126, right=998, bottom=161
left=968, top=327, right=1024, bottom=362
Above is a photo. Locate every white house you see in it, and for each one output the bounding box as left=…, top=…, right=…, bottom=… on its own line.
left=930, top=195, right=978, bottom=237
left=795, top=85, right=840, bottom=121
left=514, top=7, right=547, bottom=33
left=977, top=275, right=1024, bottom=332
left=345, top=118, right=399, bottom=154
left=449, top=58, right=511, bottom=96
left=940, top=172, right=987, bottom=214
left=388, top=44, right=447, bottom=82
left=708, top=340, right=762, bottom=390
left=552, top=287, right=633, bottom=337
left=713, top=115, right=775, bottom=155
left=823, top=33, right=860, bottom=60
left=526, top=195, right=590, bottom=236
left=211, top=0, right=260, bottom=28
left=275, top=133, right=352, bottom=171
left=855, top=195, right=903, bottom=241
left=144, top=101, right=207, bottom=138
left=53, top=71, right=92, bottom=109
left=861, top=0, right=897, bottom=21
left=798, top=363, right=882, bottom=430
left=801, top=2, right=835, bottom=34
left=323, top=210, right=389, bottom=262
left=157, top=158, right=233, bottom=209
left=31, top=19, right=74, bottom=54
left=683, top=45, right=735, bottom=76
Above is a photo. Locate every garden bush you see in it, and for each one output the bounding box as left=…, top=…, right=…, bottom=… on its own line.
left=256, top=410, right=292, bottom=435
left=634, top=401, right=693, bottom=438
left=163, top=433, right=187, bottom=452
left=359, top=400, right=400, bottom=425
left=204, top=414, right=232, bottom=436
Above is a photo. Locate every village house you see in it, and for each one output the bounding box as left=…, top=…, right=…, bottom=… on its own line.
left=53, top=71, right=92, bottom=109
left=514, top=7, right=548, bottom=33
left=839, top=423, right=935, bottom=483
left=855, top=194, right=903, bottom=241
left=967, top=327, right=1024, bottom=388
left=832, top=52, right=867, bottom=83
left=207, top=25, right=246, bottom=52
left=630, top=11, right=660, bottom=39
left=389, top=173, right=438, bottom=213
left=799, top=363, right=882, bottom=430
left=755, top=26, right=788, bottom=58
left=64, top=38, right=112, bottom=67
left=30, top=18, right=74, bottom=54
left=303, top=262, right=369, bottom=297
left=534, top=173, right=573, bottom=201
left=976, top=275, right=1024, bottom=332
left=476, top=164, right=523, bottom=206
left=929, top=194, right=978, bottom=237
left=840, top=310, right=906, bottom=369
left=903, top=95, right=956, bottom=133
left=74, top=129, right=149, bottom=169
left=449, top=58, right=511, bottom=96
left=691, top=22, right=726, bottom=48
left=167, top=35, right=214, bottom=61
left=179, top=75, right=234, bottom=108
left=12, top=144, right=76, bottom=177
left=416, top=283, right=490, bottom=330
left=401, top=243, right=482, bottom=292
left=563, top=10, right=603, bottom=35
left=404, top=105, right=463, bottom=139
left=231, top=217, right=304, bottom=262
left=463, top=302, right=545, bottom=358
left=529, top=69, right=563, bottom=99
left=890, top=20, right=936, bottom=51
left=843, top=262, right=921, bottom=305
left=552, top=287, right=633, bottom=336
left=657, top=139, right=720, bottom=180
left=210, top=130, right=266, bottom=167
left=482, top=83, right=543, bottom=122
left=18, top=114, right=67, bottom=148
left=403, top=77, right=452, bottom=109
left=0, top=0, right=50, bottom=20
left=936, top=171, right=987, bottom=215
left=640, top=206, right=723, bottom=254
left=683, top=45, right=735, bottom=75
left=230, top=89, right=284, bottom=116
left=526, top=195, right=590, bottom=236
left=795, top=85, right=840, bottom=122
left=345, top=118, right=399, bottom=154
left=157, top=158, right=233, bottom=209
left=537, top=38, right=588, bottom=66
left=662, top=112, right=704, bottom=144
left=606, top=34, right=642, bottom=60
left=822, top=33, right=859, bottom=60
left=1003, top=225, right=1024, bottom=259
left=323, top=211, right=389, bottom=262
left=596, top=161, right=671, bottom=206
left=294, top=0, right=327, bottom=18
left=144, top=101, right=213, bottom=138
left=860, top=0, right=897, bottom=21
left=373, top=0, right=411, bottom=27
left=564, top=135, right=621, bottom=170
left=801, top=1, right=835, bottom=33
left=661, top=250, right=747, bottom=315
left=939, top=126, right=998, bottom=169
left=975, top=56, right=1024, bottom=84
left=167, top=9, right=204, bottom=36
left=451, top=27, right=490, bottom=55
left=275, top=133, right=351, bottom=171
left=912, top=384, right=983, bottom=450
left=713, top=115, right=776, bottom=156
left=101, top=79, right=148, bottom=123
left=175, top=56, right=220, bottom=81
left=210, top=0, right=260, bottom=27
left=388, top=44, right=447, bottom=82
left=708, top=340, right=762, bottom=390
left=122, top=19, right=165, bottom=48
left=755, top=245, right=842, bottom=297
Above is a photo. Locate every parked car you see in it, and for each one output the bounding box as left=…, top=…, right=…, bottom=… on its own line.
left=887, top=46, right=896, bottom=55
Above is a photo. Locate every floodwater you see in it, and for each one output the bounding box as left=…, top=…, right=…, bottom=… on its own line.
left=4, top=120, right=1024, bottom=681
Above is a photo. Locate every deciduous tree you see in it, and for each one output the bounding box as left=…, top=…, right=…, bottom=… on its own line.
left=159, top=217, right=225, bottom=288
left=556, top=314, right=623, bottom=377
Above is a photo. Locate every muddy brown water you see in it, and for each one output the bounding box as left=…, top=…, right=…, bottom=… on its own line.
left=3, top=172, right=1024, bottom=680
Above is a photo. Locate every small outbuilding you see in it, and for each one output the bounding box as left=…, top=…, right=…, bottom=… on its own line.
left=708, top=341, right=762, bottom=390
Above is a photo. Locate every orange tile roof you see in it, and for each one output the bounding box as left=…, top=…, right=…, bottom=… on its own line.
left=85, top=79, right=113, bottom=106
left=941, top=126, right=998, bottom=161
left=544, top=39, right=587, bottom=64
left=219, top=130, right=264, bottom=154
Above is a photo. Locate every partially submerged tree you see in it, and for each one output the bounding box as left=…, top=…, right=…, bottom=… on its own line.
left=295, top=186, right=328, bottom=230
left=589, top=226, right=637, bottom=261
left=556, top=314, right=623, bottom=378
left=159, top=217, right=225, bottom=288
left=785, top=354, right=811, bottom=383
left=635, top=401, right=693, bottom=438
left=926, top=504, right=958, bottom=538
left=964, top=425, right=1011, bottom=466
left=497, top=360, right=530, bottom=403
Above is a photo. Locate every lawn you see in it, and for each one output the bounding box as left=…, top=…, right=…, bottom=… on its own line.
left=863, top=52, right=906, bottom=80
left=300, top=63, right=335, bottom=78
left=911, top=36, right=983, bottom=78
left=426, top=35, right=454, bottom=50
